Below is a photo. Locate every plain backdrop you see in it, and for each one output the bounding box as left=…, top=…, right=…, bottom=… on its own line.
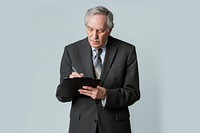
left=0, top=0, right=199, bottom=133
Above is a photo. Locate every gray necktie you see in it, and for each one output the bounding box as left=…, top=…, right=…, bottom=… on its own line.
left=93, top=49, right=102, bottom=79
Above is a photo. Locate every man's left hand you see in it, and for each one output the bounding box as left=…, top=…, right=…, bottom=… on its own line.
left=78, top=86, right=106, bottom=100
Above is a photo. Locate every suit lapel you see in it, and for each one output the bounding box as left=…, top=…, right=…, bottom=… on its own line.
left=100, top=38, right=117, bottom=84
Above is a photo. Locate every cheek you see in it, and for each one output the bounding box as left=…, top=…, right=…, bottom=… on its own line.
left=87, top=32, right=90, bottom=37
left=100, top=34, right=109, bottom=41
left=86, top=31, right=92, bottom=36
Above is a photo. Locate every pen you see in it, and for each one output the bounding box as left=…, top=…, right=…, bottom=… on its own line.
left=72, top=67, right=78, bottom=73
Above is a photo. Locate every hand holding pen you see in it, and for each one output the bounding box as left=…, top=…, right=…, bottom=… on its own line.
left=69, top=67, right=84, bottom=78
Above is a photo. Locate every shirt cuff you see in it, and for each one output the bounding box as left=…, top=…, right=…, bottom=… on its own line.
left=101, top=96, right=107, bottom=107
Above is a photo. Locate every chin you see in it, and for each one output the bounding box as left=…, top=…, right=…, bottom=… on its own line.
left=92, top=45, right=100, bottom=49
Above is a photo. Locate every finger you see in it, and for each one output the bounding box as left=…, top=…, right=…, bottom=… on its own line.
left=73, top=72, right=84, bottom=77
left=69, top=72, right=84, bottom=78
left=82, top=86, right=94, bottom=91
left=96, top=86, right=104, bottom=90
left=79, top=89, right=93, bottom=96
left=80, top=73, right=84, bottom=76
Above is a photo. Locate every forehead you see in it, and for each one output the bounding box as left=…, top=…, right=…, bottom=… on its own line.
left=86, top=14, right=107, bottom=28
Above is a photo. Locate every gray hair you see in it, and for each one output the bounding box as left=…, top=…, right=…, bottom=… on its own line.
left=85, top=6, right=114, bottom=30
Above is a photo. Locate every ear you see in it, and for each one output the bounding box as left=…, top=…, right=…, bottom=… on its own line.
left=108, top=28, right=113, bottom=35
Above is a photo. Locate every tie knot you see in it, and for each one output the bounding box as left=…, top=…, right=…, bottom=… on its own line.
left=95, top=48, right=102, bottom=55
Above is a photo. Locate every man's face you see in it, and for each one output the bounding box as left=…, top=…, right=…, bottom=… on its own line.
left=86, top=14, right=112, bottom=49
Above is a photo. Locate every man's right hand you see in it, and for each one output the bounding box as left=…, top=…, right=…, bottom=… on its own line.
left=69, top=72, right=84, bottom=78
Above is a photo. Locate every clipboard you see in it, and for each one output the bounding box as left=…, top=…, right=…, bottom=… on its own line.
left=56, top=77, right=101, bottom=98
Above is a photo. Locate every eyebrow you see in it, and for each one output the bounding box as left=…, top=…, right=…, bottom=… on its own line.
left=86, top=25, right=106, bottom=31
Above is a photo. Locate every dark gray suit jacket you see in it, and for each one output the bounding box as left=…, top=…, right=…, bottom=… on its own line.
left=56, top=36, right=140, bottom=133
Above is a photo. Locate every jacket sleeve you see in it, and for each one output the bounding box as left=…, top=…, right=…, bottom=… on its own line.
left=56, top=46, right=73, bottom=102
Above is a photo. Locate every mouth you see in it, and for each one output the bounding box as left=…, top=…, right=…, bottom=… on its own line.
left=90, top=39, right=99, bottom=42
left=90, top=39, right=100, bottom=44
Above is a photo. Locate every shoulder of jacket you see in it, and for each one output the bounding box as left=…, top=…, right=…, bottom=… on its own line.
left=64, top=37, right=88, bottom=49
left=109, top=36, right=136, bottom=49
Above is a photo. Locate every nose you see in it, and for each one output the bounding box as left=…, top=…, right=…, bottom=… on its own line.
left=92, top=30, right=98, bottom=40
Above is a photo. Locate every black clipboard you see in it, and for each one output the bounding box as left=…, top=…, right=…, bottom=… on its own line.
left=56, top=77, right=101, bottom=98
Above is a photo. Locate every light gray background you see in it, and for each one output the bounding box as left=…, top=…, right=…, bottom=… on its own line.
left=0, top=0, right=199, bottom=133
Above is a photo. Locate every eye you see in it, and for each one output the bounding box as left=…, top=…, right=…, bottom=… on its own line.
left=97, top=29, right=106, bottom=33
left=86, top=25, right=93, bottom=31
left=88, top=27, right=93, bottom=31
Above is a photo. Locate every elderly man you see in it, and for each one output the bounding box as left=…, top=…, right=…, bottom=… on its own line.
left=56, top=6, right=140, bottom=133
